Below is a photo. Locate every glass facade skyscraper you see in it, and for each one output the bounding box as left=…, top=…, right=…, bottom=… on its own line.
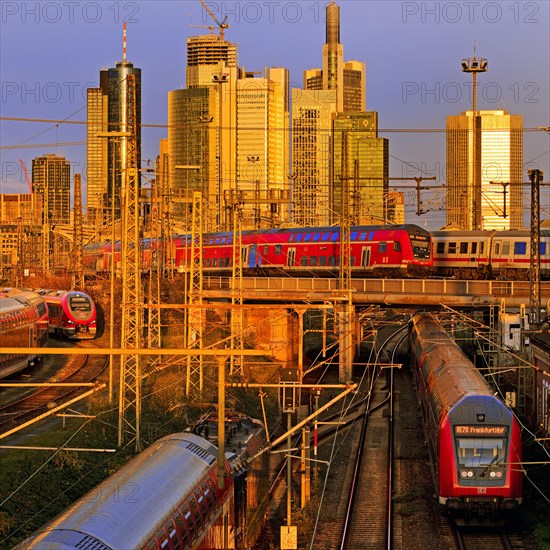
left=446, top=109, right=523, bottom=230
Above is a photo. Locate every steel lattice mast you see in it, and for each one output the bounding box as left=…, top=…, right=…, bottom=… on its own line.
left=186, top=191, right=204, bottom=396
left=71, top=173, right=84, bottom=290
left=117, top=73, right=142, bottom=450
left=230, top=196, right=244, bottom=376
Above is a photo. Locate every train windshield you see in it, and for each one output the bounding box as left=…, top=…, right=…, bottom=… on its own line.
left=410, top=235, right=431, bottom=259
left=455, top=437, right=506, bottom=468
left=69, top=296, right=91, bottom=312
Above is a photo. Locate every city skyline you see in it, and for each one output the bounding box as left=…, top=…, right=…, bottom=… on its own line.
left=1, top=0, right=549, bottom=229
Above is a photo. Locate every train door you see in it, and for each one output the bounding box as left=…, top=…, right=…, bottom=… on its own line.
left=287, top=247, right=296, bottom=267
left=247, top=244, right=257, bottom=268
left=360, top=247, right=370, bottom=269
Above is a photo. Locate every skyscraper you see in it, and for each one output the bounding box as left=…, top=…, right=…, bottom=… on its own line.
left=186, top=34, right=238, bottom=88
left=446, top=109, right=523, bottom=230
left=332, top=112, right=389, bottom=224
left=31, top=154, right=71, bottom=225
left=293, top=0, right=381, bottom=227
left=305, top=0, right=366, bottom=112
left=236, top=67, right=290, bottom=228
left=292, top=89, right=337, bottom=226
left=86, top=27, right=141, bottom=221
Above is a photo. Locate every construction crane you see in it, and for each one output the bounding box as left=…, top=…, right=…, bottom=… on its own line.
left=19, top=159, right=32, bottom=192
left=199, top=0, right=229, bottom=40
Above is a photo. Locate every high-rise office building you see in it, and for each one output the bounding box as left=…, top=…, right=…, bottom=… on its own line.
left=236, top=67, right=290, bottom=228
left=86, top=28, right=141, bottom=221
left=332, top=112, right=389, bottom=224
left=292, top=89, right=338, bottom=226
left=304, top=0, right=366, bottom=112
left=31, top=154, right=71, bottom=225
left=294, top=0, right=377, bottom=227
left=86, top=87, right=108, bottom=223
left=446, top=109, right=523, bottom=230
left=186, top=35, right=238, bottom=88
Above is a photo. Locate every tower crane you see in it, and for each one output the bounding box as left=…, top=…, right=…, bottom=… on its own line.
left=199, top=0, right=229, bottom=40
left=19, top=159, right=32, bottom=192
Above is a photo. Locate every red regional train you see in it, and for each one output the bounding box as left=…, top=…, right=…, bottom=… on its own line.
left=84, top=224, right=433, bottom=279
left=15, top=416, right=268, bottom=550
left=409, top=312, right=523, bottom=523
left=0, top=288, right=48, bottom=379
left=41, top=290, right=97, bottom=340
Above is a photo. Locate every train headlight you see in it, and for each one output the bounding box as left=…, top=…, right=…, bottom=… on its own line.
left=461, top=471, right=468, bottom=478
left=496, top=471, right=503, bottom=478
left=489, top=471, right=496, bottom=478
left=467, top=471, right=474, bottom=478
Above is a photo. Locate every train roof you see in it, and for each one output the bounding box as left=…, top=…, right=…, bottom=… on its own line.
left=410, top=313, right=509, bottom=424
left=20, top=433, right=220, bottom=549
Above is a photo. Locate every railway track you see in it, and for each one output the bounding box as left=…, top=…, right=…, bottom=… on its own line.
left=0, top=341, right=108, bottom=435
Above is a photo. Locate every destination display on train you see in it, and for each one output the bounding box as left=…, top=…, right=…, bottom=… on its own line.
left=454, top=425, right=506, bottom=436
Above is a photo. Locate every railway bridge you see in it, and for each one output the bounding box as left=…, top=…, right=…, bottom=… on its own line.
left=195, top=277, right=550, bottom=383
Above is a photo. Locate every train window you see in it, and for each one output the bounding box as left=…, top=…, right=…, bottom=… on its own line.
left=310, top=256, right=317, bottom=266
left=202, top=482, right=214, bottom=513
left=322, top=232, right=330, bottom=241
left=480, top=242, right=485, bottom=254
left=379, top=242, right=387, bottom=253
left=195, top=488, right=208, bottom=518
left=503, top=242, right=510, bottom=255
left=393, top=241, right=401, bottom=252
left=514, top=242, right=527, bottom=255
left=448, top=242, right=457, bottom=254
left=173, top=513, right=189, bottom=549
left=329, top=256, right=336, bottom=266
left=215, top=238, right=220, bottom=245
left=541, top=242, right=547, bottom=255
left=304, top=233, right=312, bottom=242
left=320, top=256, right=327, bottom=266
left=351, top=231, right=358, bottom=240
left=275, top=245, right=282, bottom=254
left=350, top=257, right=355, bottom=266
left=264, top=245, right=269, bottom=255
left=460, top=242, right=468, bottom=254
left=228, top=237, right=233, bottom=245
left=147, top=542, right=157, bottom=550
left=455, top=437, right=505, bottom=467
left=182, top=505, right=195, bottom=540
left=471, top=242, right=477, bottom=254
left=289, top=234, right=295, bottom=243
left=436, top=242, right=445, bottom=254
left=301, top=257, right=308, bottom=266
left=331, top=232, right=339, bottom=242
left=494, top=243, right=501, bottom=255
left=296, top=234, right=303, bottom=242
left=313, top=233, right=321, bottom=242
left=156, top=528, right=169, bottom=549
left=188, top=495, right=202, bottom=529
left=359, top=232, right=367, bottom=241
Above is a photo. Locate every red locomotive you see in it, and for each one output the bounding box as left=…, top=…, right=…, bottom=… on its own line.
left=42, top=290, right=97, bottom=340
left=0, top=288, right=48, bottom=379
left=85, top=224, right=433, bottom=279
left=409, top=312, right=523, bottom=523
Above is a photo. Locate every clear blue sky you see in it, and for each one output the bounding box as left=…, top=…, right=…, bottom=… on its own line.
left=1, top=0, right=549, bottom=228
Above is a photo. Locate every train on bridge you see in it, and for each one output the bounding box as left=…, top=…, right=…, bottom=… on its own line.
left=84, top=225, right=550, bottom=281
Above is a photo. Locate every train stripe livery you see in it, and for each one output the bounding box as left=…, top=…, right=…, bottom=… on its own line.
left=409, top=312, right=522, bottom=523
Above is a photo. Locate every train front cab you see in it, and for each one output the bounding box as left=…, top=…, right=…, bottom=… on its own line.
left=439, top=395, right=522, bottom=523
